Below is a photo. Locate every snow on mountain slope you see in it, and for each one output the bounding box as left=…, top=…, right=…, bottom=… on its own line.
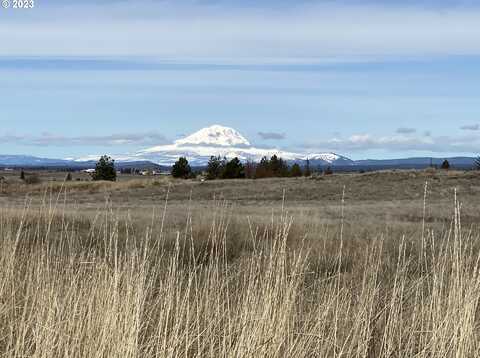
left=175, top=125, right=251, bottom=147
left=304, top=153, right=340, bottom=162
left=138, top=143, right=299, bottom=165
left=0, top=126, right=352, bottom=167
left=303, top=153, right=354, bottom=164
left=136, top=125, right=350, bottom=166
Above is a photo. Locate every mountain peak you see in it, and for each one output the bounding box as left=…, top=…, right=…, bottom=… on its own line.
left=304, top=153, right=341, bottom=163
left=175, top=125, right=251, bottom=147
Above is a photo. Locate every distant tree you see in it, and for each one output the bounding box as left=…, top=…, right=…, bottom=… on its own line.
left=244, top=160, right=256, bottom=179
left=304, top=159, right=311, bottom=177
left=171, top=157, right=192, bottom=179
left=441, top=160, right=450, bottom=170
left=20, top=170, right=25, bottom=181
left=92, top=155, right=117, bottom=181
left=475, top=156, right=480, bottom=170
left=290, top=163, right=303, bottom=177
left=65, top=172, right=72, bottom=181
left=255, top=156, right=271, bottom=179
left=221, top=157, right=245, bottom=179
left=206, top=156, right=225, bottom=180
left=324, top=166, right=333, bottom=175
left=267, top=155, right=288, bottom=177
left=278, top=157, right=289, bottom=177
left=269, top=155, right=281, bottom=176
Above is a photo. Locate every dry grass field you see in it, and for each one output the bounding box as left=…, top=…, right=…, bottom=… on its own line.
left=1, top=168, right=480, bottom=357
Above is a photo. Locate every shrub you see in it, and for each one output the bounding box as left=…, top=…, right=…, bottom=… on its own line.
left=24, top=173, right=41, bottom=185
left=92, top=155, right=116, bottom=181
left=65, top=172, right=73, bottom=181
left=441, top=160, right=450, bottom=170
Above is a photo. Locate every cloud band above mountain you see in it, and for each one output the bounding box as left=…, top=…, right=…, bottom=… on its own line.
left=1, top=2, right=479, bottom=59
left=302, top=133, right=480, bottom=154
left=0, top=132, right=167, bottom=147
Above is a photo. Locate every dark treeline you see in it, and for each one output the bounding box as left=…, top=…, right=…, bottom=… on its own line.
left=171, top=154, right=328, bottom=180
left=249, top=155, right=308, bottom=179
left=206, top=156, right=245, bottom=179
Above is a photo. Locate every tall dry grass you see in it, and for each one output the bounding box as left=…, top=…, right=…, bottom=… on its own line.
left=0, top=188, right=480, bottom=357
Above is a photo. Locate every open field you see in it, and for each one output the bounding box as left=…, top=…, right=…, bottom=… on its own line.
left=1, top=169, right=480, bottom=356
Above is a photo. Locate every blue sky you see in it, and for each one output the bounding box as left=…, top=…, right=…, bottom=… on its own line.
left=0, top=0, right=480, bottom=160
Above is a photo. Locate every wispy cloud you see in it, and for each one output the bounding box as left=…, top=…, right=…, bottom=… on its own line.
left=258, top=132, right=286, bottom=140
left=396, top=127, right=416, bottom=134
left=0, top=132, right=167, bottom=147
left=0, top=2, right=479, bottom=59
left=460, top=124, right=479, bottom=131
left=302, top=133, right=480, bottom=154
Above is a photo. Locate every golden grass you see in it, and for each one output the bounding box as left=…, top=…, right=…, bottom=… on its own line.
left=0, top=177, right=171, bottom=195
left=0, top=182, right=480, bottom=356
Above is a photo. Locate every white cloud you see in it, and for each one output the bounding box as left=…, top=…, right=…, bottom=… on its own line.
left=0, top=132, right=167, bottom=147
left=0, top=2, right=479, bottom=58
left=303, top=133, right=480, bottom=154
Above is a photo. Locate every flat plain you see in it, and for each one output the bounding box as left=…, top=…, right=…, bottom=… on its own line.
left=0, top=169, right=479, bottom=357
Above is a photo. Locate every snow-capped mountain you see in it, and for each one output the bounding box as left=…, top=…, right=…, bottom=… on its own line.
left=304, top=153, right=342, bottom=162
left=0, top=155, right=75, bottom=166
left=303, top=153, right=354, bottom=166
left=2, top=126, right=478, bottom=170
left=175, top=125, right=251, bottom=147
left=136, top=125, right=350, bottom=166
left=0, top=125, right=353, bottom=168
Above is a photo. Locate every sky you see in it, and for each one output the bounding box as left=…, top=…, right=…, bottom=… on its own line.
left=0, top=0, right=480, bottom=160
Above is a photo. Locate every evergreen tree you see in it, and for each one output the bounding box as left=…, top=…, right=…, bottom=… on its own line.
left=92, top=155, right=117, bottom=181
left=221, top=157, right=245, bottom=179
left=441, top=160, right=450, bottom=170
left=244, top=160, right=256, bottom=179
left=304, top=159, right=311, bottom=177
left=20, top=170, right=25, bottom=181
left=269, top=155, right=288, bottom=177
left=290, top=163, right=303, bottom=177
left=255, top=156, right=271, bottom=178
left=278, top=157, right=289, bottom=177
left=171, top=157, right=192, bottom=179
left=206, top=156, right=225, bottom=180
left=269, top=155, right=280, bottom=175
left=65, top=172, right=72, bottom=181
